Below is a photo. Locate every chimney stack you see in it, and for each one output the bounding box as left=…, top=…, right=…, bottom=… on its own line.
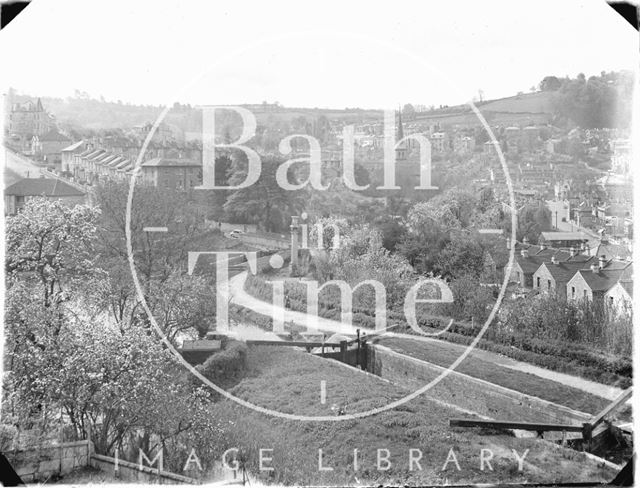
left=591, top=263, right=599, bottom=274
left=540, top=242, right=548, bottom=251
left=551, top=255, right=559, bottom=265
left=521, top=249, right=529, bottom=258
left=599, top=255, right=606, bottom=269
left=523, top=236, right=530, bottom=245
left=569, top=247, right=576, bottom=257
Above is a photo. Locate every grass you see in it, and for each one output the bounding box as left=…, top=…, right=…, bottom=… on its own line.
left=376, top=337, right=610, bottom=415
left=209, top=346, right=616, bottom=486
left=243, top=272, right=629, bottom=389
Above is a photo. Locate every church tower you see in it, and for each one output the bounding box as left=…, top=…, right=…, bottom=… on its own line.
left=395, top=107, right=407, bottom=160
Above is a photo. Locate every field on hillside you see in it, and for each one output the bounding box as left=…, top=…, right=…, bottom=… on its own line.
left=208, top=346, right=615, bottom=486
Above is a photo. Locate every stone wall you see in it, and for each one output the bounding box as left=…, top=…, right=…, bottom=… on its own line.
left=369, top=345, right=591, bottom=425
left=6, top=440, right=91, bottom=483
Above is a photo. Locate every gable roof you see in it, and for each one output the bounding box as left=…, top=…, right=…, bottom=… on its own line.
left=5, top=178, right=85, bottom=197
left=593, top=241, right=631, bottom=261
left=619, top=281, right=633, bottom=297
left=539, top=258, right=595, bottom=283
left=515, top=245, right=570, bottom=274
left=574, top=263, right=632, bottom=293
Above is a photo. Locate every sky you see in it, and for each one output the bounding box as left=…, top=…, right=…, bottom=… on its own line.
left=0, top=0, right=637, bottom=109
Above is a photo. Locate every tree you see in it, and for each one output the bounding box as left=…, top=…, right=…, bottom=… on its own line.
left=224, top=155, right=307, bottom=232
left=434, top=236, right=485, bottom=279
left=402, top=103, right=416, bottom=118
left=6, top=198, right=100, bottom=308
left=539, top=75, right=562, bottom=92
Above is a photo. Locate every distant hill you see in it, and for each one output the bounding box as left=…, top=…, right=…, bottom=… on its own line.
left=413, top=91, right=555, bottom=128
left=477, top=91, right=554, bottom=114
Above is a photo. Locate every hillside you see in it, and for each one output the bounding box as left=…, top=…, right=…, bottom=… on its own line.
left=207, top=345, right=614, bottom=486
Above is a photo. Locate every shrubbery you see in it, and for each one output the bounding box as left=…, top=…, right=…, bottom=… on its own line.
left=196, top=339, right=248, bottom=390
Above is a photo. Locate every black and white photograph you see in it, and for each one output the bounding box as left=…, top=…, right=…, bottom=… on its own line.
left=0, top=0, right=637, bottom=485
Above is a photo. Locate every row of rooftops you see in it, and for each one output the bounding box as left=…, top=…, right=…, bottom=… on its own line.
left=514, top=240, right=632, bottom=294
left=72, top=145, right=201, bottom=172
left=74, top=148, right=135, bottom=173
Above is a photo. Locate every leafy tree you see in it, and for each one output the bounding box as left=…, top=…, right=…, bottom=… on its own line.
left=434, top=236, right=485, bottom=279
left=224, top=155, right=307, bottom=232
left=539, top=76, right=561, bottom=91
left=6, top=198, right=100, bottom=308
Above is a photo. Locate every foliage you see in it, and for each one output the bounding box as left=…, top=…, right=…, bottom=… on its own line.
left=550, top=71, right=634, bottom=128
left=223, top=155, right=307, bottom=232
left=5, top=198, right=100, bottom=307
left=195, top=340, right=248, bottom=390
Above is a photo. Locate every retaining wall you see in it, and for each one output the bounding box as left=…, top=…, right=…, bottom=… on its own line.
left=369, top=345, right=591, bottom=425
left=6, top=440, right=91, bottom=483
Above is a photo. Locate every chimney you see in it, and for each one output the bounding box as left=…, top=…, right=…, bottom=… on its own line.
left=551, top=255, right=559, bottom=265
left=521, top=249, right=529, bottom=258
left=540, top=242, right=548, bottom=251
left=569, top=247, right=577, bottom=257
left=599, top=255, right=606, bottom=269
left=522, top=236, right=530, bottom=245
left=590, top=263, right=599, bottom=274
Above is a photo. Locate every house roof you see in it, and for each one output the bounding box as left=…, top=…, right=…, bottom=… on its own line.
left=619, top=281, right=633, bottom=297
left=516, top=247, right=568, bottom=274
left=575, top=263, right=632, bottom=293
left=84, top=149, right=105, bottom=160
left=38, top=129, right=71, bottom=143
left=516, top=244, right=592, bottom=275
left=61, top=140, right=85, bottom=152
left=539, top=258, right=595, bottom=283
left=594, top=241, right=631, bottom=261
left=5, top=178, right=85, bottom=197
left=141, top=157, right=201, bottom=168
left=106, top=156, right=126, bottom=168
left=88, top=151, right=108, bottom=162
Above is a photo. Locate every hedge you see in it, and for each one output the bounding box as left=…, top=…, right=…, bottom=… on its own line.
left=195, top=339, right=248, bottom=390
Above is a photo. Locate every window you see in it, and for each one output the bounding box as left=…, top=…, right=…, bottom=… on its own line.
left=571, top=287, right=575, bottom=298
left=536, top=277, right=540, bottom=288
left=547, top=280, right=552, bottom=290
left=583, top=290, right=588, bottom=298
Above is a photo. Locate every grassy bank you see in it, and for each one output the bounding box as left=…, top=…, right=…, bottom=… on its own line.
left=376, top=337, right=610, bottom=415
left=209, top=346, right=615, bottom=486
left=243, top=273, right=631, bottom=388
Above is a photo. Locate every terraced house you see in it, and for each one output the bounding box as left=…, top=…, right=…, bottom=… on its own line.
left=566, top=257, right=632, bottom=307
left=532, top=254, right=595, bottom=300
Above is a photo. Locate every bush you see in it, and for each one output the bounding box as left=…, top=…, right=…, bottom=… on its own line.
left=196, top=340, right=248, bottom=389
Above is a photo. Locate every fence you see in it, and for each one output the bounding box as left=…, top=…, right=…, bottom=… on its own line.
left=91, top=453, right=198, bottom=484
